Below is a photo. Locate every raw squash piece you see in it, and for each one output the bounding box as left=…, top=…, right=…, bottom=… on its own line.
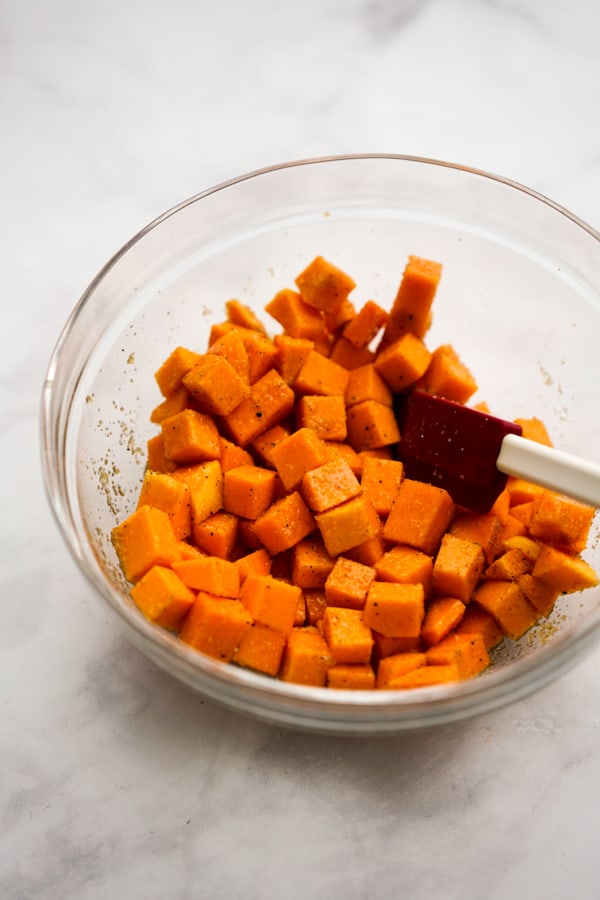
left=193, top=511, right=238, bottom=559
left=371, top=632, right=422, bottom=662
left=183, top=354, right=249, bottom=417
left=179, top=592, right=253, bottom=661
left=374, top=332, right=432, bottom=393
left=253, top=491, right=316, bottom=555
left=130, top=565, right=196, bottom=630
left=449, top=511, right=503, bottom=565
left=176, top=541, right=206, bottom=561
left=279, top=627, right=334, bottom=686
left=325, top=297, right=356, bottom=333
left=514, top=417, right=553, bottom=446
left=425, top=632, right=489, bottom=678
left=329, top=336, right=375, bottom=370
left=473, top=580, right=538, bottom=639
left=150, top=385, right=191, bottom=425
left=266, top=289, right=327, bottom=344
left=346, top=400, right=401, bottom=452
left=219, top=437, right=254, bottom=473
left=322, top=607, right=374, bottom=664
left=270, top=427, right=329, bottom=491
left=315, top=495, right=381, bottom=557
left=239, top=573, right=301, bottom=635
left=154, top=346, right=204, bottom=396
left=380, top=255, right=442, bottom=344
left=232, top=623, right=287, bottom=676
left=328, top=663, right=376, bottom=690
left=509, top=502, right=534, bottom=529
left=208, top=329, right=250, bottom=381
left=483, top=548, right=532, bottom=581
left=251, top=424, right=292, bottom=468
left=174, top=460, right=223, bottom=528
left=301, top=458, right=362, bottom=513
left=172, top=556, right=240, bottom=598
left=161, top=408, right=221, bottom=464
left=376, top=652, right=427, bottom=689
left=112, top=505, right=181, bottom=583
left=224, top=368, right=295, bottom=447
left=295, top=255, right=356, bottom=314
left=305, top=590, right=328, bottom=625
left=223, top=465, right=277, bottom=520
left=383, top=478, right=455, bottom=556
left=146, top=434, right=178, bottom=474
left=291, top=538, right=336, bottom=589
left=528, top=491, right=596, bottom=554
left=137, top=470, right=191, bottom=540
left=363, top=581, right=425, bottom=638
left=499, top=514, right=528, bottom=542
left=324, top=557, right=376, bottom=610
left=516, top=573, right=560, bottom=617
left=323, top=441, right=363, bottom=476
left=234, top=548, right=272, bottom=583
left=454, top=602, right=504, bottom=650
left=388, top=664, right=460, bottom=689
left=345, top=363, right=393, bottom=409
left=432, top=533, right=485, bottom=603
left=273, top=333, right=315, bottom=384
left=296, top=394, right=347, bottom=441
left=417, top=344, right=478, bottom=404
left=374, top=545, right=433, bottom=595
left=294, top=349, right=350, bottom=397
left=531, top=545, right=599, bottom=594
left=506, top=478, right=545, bottom=507
left=344, top=535, right=387, bottom=567
left=420, top=597, right=466, bottom=647
left=502, top=535, right=541, bottom=562
left=342, top=299, right=388, bottom=349
left=238, top=330, right=279, bottom=384
left=360, top=456, right=404, bottom=517
left=225, top=299, right=267, bottom=334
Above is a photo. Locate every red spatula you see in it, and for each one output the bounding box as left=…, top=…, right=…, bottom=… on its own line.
left=398, top=390, right=600, bottom=513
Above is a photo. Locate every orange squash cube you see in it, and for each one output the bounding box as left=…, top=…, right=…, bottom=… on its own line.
left=295, top=255, right=356, bottom=314
left=130, top=564, right=196, bottom=630
left=179, top=592, right=253, bottom=661
left=223, top=464, right=277, bottom=520
left=161, top=408, right=221, bottom=464
left=322, top=607, right=373, bottom=664
left=324, top=557, right=376, bottom=610
left=327, top=663, right=376, bottom=690
left=269, top=427, right=329, bottom=491
left=111, top=505, right=180, bottom=583
left=232, top=622, right=287, bottom=676
left=432, top=533, right=486, bottom=603
left=279, top=627, right=334, bottom=686
left=374, top=332, right=432, bottom=393
left=301, top=458, right=362, bottom=513
left=253, top=491, right=316, bottom=555
left=183, top=354, right=249, bottom=416
left=239, top=573, right=301, bottom=635
left=384, top=479, right=454, bottom=556
left=315, top=495, right=381, bottom=557
left=346, top=400, right=401, bottom=452
left=363, top=581, right=425, bottom=638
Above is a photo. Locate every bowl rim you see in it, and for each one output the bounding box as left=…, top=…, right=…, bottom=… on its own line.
left=40, top=153, right=600, bottom=733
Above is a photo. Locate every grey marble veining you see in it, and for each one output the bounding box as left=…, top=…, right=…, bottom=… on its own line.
left=2, top=0, right=600, bottom=897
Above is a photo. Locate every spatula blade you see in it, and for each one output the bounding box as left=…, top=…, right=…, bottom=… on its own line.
left=397, top=391, right=523, bottom=513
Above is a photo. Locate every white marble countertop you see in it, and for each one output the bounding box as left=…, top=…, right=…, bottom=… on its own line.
left=3, top=0, right=600, bottom=897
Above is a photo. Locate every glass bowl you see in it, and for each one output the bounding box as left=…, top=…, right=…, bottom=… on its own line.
left=41, top=155, right=600, bottom=735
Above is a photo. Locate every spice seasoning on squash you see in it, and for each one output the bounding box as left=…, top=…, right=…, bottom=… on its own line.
left=110, top=253, right=599, bottom=692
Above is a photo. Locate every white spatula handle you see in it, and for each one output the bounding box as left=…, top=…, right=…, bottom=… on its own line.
left=497, top=434, right=600, bottom=507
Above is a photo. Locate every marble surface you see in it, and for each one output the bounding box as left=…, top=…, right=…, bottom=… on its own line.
left=3, top=0, right=600, bottom=897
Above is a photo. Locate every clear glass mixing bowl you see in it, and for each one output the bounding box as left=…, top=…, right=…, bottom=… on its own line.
left=41, top=155, right=600, bottom=735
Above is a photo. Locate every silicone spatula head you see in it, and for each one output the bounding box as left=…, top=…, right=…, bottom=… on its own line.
left=398, top=391, right=523, bottom=513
